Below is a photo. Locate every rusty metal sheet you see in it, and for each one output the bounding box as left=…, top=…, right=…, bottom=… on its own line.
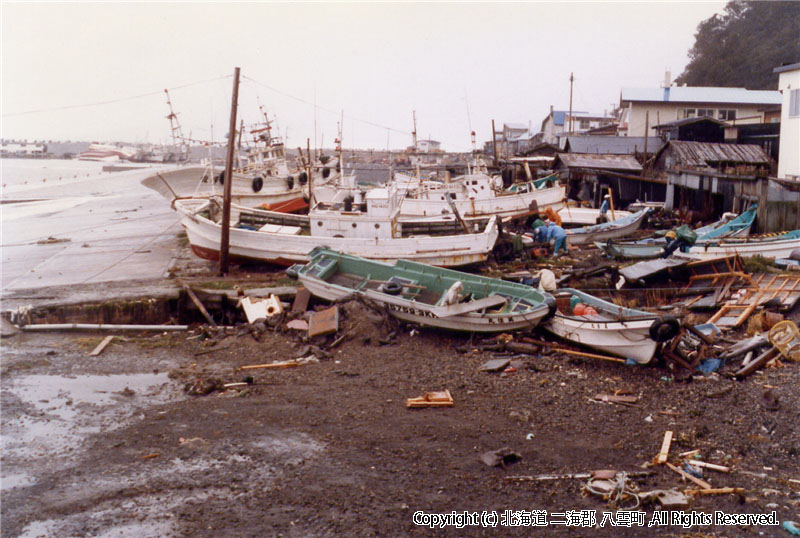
left=308, top=306, right=339, bottom=337
left=292, top=287, right=311, bottom=313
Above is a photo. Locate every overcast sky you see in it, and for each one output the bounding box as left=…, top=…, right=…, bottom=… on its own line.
left=2, top=1, right=728, bottom=151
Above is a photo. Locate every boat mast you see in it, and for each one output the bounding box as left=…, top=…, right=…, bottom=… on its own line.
left=412, top=110, right=420, bottom=182
left=164, top=89, right=186, bottom=159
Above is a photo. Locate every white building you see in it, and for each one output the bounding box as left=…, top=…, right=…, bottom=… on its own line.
left=1, top=140, right=47, bottom=157
left=539, top=108, right=615, bottom=145
left=619, top=86, right=782, bottom=138
left=774, top=62, right=800, bottom=180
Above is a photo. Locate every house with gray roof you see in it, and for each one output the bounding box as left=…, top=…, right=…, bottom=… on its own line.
left=619, top=86, right=782, bottom=138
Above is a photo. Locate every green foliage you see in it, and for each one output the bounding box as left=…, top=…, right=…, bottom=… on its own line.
left=676, top=1, right=800, bottom=90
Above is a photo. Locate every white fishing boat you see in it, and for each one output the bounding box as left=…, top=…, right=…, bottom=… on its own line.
left=288, top=247, right=555, bottom=332
left=77, top=143, right=137, bottom=162
left=557, top=205, right=632, bottom=226
left=680, top=229, right=800, bottom=261
left=565, top=208, right=650, bottom=245
left=545, top=288, right=680, bottom=364
left=175, top=183, right=499, bottom=267
left=142, top=113, right=345, bottom=208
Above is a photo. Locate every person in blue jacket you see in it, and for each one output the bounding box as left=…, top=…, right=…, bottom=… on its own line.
left=543, top=220, right=568, bottom=256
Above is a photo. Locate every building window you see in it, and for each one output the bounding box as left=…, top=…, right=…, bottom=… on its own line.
left=697, top=109, right=714, bottom=118
left=579, top=119, right=590, bottom=129
left=718, top=109, right=736, bottom=121
left=684, top=108, right=697, bottom=118
left=790, top=89, right=800, bottom=117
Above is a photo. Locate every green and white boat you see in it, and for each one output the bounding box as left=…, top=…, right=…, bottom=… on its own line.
left=288, top=247, right=556, bottom=332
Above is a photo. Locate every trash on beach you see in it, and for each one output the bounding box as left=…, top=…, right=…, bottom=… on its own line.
left=480, top=358, right=511, bottom=372
left=292, top=286, right=311, bottom=313
left=287, top=319, right=309, bottom=331
left=240, top=295, right=283, bottom=323
left=655, top=430, right=673, bottom=465
left=479, top=447, right=521, bottom=467
left=592, top=393, right=639, bottom=405
left=308, top=306, right=339, bottom=337
left=88, top=335, right=115, bottom=356
left=406, top=389, right=453, bottom=408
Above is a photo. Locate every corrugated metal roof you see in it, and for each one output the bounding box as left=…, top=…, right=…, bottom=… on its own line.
left=621, top=87, right=781, bottom=105
left=556, top=153, right=643, bottom=171
left=774, top=62, right=800, bottom=74
left=665, top=141, right=770, bottom=166
left=564, top=136, right=663, bottom=155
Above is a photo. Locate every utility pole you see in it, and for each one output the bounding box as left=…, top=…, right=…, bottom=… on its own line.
left=491, top=119, right=498, bottom=167
left=568, top=72, right=574, bottom=134
left=219, top=67, right=240, bottom=275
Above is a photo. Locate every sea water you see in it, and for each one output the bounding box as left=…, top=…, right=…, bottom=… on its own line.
left=0, top=158, right=114, bottom=197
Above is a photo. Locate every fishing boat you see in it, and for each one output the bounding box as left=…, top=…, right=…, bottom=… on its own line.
left=545, top=288, right=680, bottom=364
left=395, top=172, right=565, bottom=219
left=288, top=247, right=555, bottom=332
left=681, top=229, right=800, bottom=261
left=175, top=183, right=499, bottom=267
left=597, top=205, right=758, bottom=259
left=142, top=113, right=346, bottom=207
left=557, top=205, right=632, bottom=226
left=77, top=143, right=137, bottom=162
left=564, top=208, right=650, bottom=245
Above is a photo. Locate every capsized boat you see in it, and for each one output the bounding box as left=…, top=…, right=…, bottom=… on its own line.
left=544, top=288, right=680, bottom=364
left=175, top=183, right=499, bottom=267
left=288, top=247, right=556, bottom=332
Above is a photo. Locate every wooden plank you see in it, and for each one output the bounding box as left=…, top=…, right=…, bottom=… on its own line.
left=89, top=335, right=114, bottom=357
left=665, top=461, right=712, bottom=490
left=685, top=487, right=743, bottom=495
left=688, top=460, right=730, bottom=473
left=183, top=284, right=217, bottom=327
left=291, top=286, right=311, bottom=313
left=240, top=361, right=300, bottom=370
left=656, top=430, right=673, bottom=464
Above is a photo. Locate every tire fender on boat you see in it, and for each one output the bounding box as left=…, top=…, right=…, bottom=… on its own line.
left=322, top=167, right=331, bottom=179
left=382, top=281, right=403, bottom=295
left=543, top=295, right=557, bottom=321
left=298, top=171, right=308, bottom=185
left=216, top=170, right=225, bottom=185
left=252, top=176, right=263, bottom=192
left=649, top=316, right=680, bottom=342
left=287, top=176, right=294, bottom=190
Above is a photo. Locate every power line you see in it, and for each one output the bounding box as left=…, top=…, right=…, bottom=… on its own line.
left=242, top=75, right=413, bottom=139
left=1, top=75, right=232, bottom=118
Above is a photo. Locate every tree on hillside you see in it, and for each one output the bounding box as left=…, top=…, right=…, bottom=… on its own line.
left=676, top=1, right=800, bottom=90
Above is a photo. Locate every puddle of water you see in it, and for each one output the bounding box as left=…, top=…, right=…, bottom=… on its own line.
left=1, top=471, right=36, bottom=490
left=2, top=372, right=176, bottom=481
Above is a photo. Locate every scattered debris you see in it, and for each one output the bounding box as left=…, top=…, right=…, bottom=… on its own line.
left=480, top=358, right=512, bottom=372
left=592, top=393, right=639, bottom=405
left=655, top=430, right=673, bottom=465
left=240, top=295, right=283, bottom=323
left=88, top=335, right=115, bottom=356
left=665, top=461, right=712, bottom=490
left=292, top=286, right=311, bottom=313
left=308, top=306, right=339, bottom=338
left=479, top=447, right=521, bottom=467
left=406, top=389, right=453, bottom=408
left=286, top=319, right=309, bottom=331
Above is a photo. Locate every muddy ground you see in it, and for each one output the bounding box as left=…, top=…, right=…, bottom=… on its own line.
left=2, top=256, right=800, bottom=537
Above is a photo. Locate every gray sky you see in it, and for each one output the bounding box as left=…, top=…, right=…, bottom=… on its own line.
left=2, top=1, right=727, bottom=152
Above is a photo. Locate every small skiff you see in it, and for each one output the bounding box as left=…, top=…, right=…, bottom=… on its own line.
left=544, top=288, right=680, bottom=364
left=289, top=247, right=556, bottom=332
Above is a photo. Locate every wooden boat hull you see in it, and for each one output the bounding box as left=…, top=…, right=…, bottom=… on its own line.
left=596, top=241, right=665, bottom=259
left=398, top=184, right=565, bottom=219
left=142, top=166, right=303, bottom=206
left=176, top=199, right=498, bottom=268
left=558, top=206, right=632, bottom=226
left=566, top=209, right=650, bottom=245
left=543, top=288, right=668, bottom=364
left=682, top=235, right=800, bottom=261
left=293, top=248, right=554, bottom=332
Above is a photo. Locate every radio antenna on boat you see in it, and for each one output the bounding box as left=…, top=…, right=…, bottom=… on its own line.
left=412, top=110, right=421, bottom=182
